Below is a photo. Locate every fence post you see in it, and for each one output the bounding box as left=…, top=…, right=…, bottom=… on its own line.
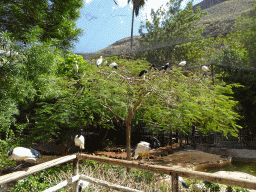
left=72, top=156, right=79, bottom=192
left=171, top=172, right=179, bottom=192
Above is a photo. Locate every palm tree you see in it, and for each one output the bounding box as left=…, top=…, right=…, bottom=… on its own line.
left=128, top=0, right=147, bottom=50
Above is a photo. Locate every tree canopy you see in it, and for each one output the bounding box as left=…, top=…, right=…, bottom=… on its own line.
left=0, top=0, right=84, bottom=49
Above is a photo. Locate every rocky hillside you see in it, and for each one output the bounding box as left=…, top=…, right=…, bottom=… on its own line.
left=193, top=0, right=228, bottom=11
left=77, top=0, right=255, bottom=60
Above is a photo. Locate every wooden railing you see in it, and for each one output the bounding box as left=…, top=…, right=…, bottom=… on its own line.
left=1, top=154, right=256, bottom=192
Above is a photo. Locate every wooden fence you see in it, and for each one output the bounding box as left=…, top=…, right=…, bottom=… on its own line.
left=1, top=154, right=256, bottom=192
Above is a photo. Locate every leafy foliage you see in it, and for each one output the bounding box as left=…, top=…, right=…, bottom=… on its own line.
left=138, top=0, right=212, bottom=65
left=0, top=0, right=84, bottom=49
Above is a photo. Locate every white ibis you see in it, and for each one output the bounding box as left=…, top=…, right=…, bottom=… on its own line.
left=7, top=147, right=40, bottom=162
left=202, top=65, right=209, bottom=72
left=96, top=56, right=103, bottom=67
left=132, top=141, right=151, bottom=160
left=109, top=62, right=118, bottom=69
left=179, top=61, right=186, bottom=66
left=163, top=63, right=169, bottom=70
left=74, top=133, right=84, bottom=154
left=74, top=61, right=78, bottom=73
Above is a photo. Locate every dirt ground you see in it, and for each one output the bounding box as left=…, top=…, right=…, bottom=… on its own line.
left=95, top=145, right=229, bottom=169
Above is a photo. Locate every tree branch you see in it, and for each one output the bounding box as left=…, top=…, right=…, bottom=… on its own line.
left=100, top=103, right=125, bottom=121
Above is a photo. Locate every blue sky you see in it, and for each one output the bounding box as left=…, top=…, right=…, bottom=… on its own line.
left=73, top=0, right=203, bottom=53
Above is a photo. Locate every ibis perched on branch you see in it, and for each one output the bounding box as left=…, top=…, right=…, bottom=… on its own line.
left=74, top=61, right=78, bottom=73
left=202, top=65, right=209, bottom=72
left=138, top=69, right=147, bottom=77
left=96, top=56, right=103, bottom=67
left=109, top=62, right=118, bottom=69
left=163, top=63, right=169, bottom=70
left=178, top=61, right=186, bottom=66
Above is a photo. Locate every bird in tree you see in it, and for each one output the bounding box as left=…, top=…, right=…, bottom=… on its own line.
left=128, top=0, right=147, bottom=49
left=202, top=65, right=209, bottom=72
left=109, top=62, right=118, bottom=69
left=74, top=61, right=78, bottom=73
left=163, top=63, right=169, bottom=70
left=179, top=61, right=186, bottom=66
left=96, top=56, right=103, bottom=67
left=138, top=69, right=147, bottom=77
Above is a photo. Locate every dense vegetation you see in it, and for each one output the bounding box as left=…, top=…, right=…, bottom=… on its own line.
left=0, top=0, right=256, bottom=190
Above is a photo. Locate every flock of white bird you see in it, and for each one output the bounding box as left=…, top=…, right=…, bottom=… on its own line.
left=73, top=56, right=210, bottom=77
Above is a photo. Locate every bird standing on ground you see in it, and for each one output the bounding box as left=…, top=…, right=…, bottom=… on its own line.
left=74, top=131, right=85, bottom=154
left=179, top=61, right=186, bottom=66
left=7, top=147, right=41, bottom=162
left=109, top=62, right=118, bottom=69
left=74, top=61, right=78, bottom=73
left=202, top=65, right=209, bottom=72
left=96, top=56, right=103, bottom=67
left=132, top=141, right=151, bottom=161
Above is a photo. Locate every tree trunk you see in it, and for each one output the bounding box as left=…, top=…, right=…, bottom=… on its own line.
left=125, top=120, right=131, bottom=173
left=130, top=5, right=135, bottom=50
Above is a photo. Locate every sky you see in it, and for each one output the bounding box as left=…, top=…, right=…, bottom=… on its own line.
left=73, top=0, right=203, bottom=53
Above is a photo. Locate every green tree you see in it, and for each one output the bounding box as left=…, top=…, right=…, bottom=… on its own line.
left=138, top=0, right=211, bottom=65
left=0, top=0, right=83, bottom=49
left=0, top=32, right=66, bottom=141
left=85, top=58, right=241, bottom=164
left=213, top=5, right=256, bottom=141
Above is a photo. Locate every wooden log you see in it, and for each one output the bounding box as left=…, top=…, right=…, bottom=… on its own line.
left=0, top=154, right=76, bottom=185
left=42, top=175, right=79, bottom=192
left=79, top=174, right=141, bottom=192
left=172, top=173, right=179, bottom=192
left=77, top=154, right=256, bottom=190
left=72, top=157, right=79, bottom=192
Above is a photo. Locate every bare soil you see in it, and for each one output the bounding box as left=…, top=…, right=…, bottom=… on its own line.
left=95, top=145, right=228, bottom=169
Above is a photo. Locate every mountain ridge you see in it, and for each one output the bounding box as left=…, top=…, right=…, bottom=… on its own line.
left=77, top=0, right=255, bottom=60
